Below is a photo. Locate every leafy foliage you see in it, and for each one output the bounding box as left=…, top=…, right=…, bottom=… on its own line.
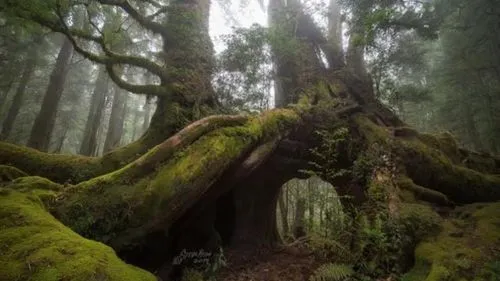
left=309, top=263, right=354, bottom=281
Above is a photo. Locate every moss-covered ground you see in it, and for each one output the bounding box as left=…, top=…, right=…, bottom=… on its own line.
left=0, top=188, right=156, bottom=281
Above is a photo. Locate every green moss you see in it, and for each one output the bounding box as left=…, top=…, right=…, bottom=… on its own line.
left=181, top=269, right=204, bottom=281
left=402, top=202, right=500, bottom=281
left=398, top=203, right=442, bottom=239
left=9, top=176, right=63, bottom=191
left=393, top=127, right=419, bottom=138
left=416, top=132, right=460, bottom=164
left=0, top=165, right=28, bottom=182
left=396, top=176, right=451, bottom=205
left=396, top=139, right=500, bottom=203
left=0, top=189, right=156, bottom=281
left=54, top=109, right=301, bottom=246
left=353, top=115, right=390, bottom=144
left=0, top=141, right=102, bottom=183
left=462, top=152, right=498, bottom=174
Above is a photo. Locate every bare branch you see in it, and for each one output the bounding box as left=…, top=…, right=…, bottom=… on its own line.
left=105, top=63, right=167, bottom=95
left=98, top=0, right=168, bottom=36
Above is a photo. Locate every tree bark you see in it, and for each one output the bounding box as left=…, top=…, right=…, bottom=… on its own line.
left=0, top=50, right=37, bottom=140
left=141, top=0, right=215, bottom=145
left=27, top=37, right=74, bottom=152
left=326, top=0, right=345, bottom=69
left=79, top=67, right=109, bottom=156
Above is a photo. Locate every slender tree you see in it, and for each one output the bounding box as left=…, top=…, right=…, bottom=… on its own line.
left=103, top=88, right=128, bottom=153
left=79, top=67, right=109, bottom=156
left=0, top=48, right=37, bottom=140
left=27, top=37, right=74, bottom=151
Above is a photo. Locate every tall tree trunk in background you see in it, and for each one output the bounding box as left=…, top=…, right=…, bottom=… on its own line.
left=131, top=106, right=140, bottom=141
left=293, top=197, right=306, bottom=238
left=278, top=188, right=289, bottom=236
left=94, top=116, right=106, bottom=157
left=477, top=72, right=499, bottom=154
left=79, top=67, right=109, bottom=156
left=307, top=179, right=314, bottom=230
left=0, top=74, right=17, bottom=117
left=27, top=37, right=74, bottom=151
left=52, top=128, right=68, bottom=153
left=142, top=97, right=152, bottom=134
left=459, top=87, right=483, bottom=151
left=0, top=50, right=37, bottom=140
left=119, top=97, right=129, bottom=147
left=103, top=89, right=128, bottom=153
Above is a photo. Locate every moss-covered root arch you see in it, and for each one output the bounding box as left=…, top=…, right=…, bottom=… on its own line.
left=1, top=101, right=500, bottom=280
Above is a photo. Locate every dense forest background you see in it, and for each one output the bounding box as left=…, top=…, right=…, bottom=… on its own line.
left=0, top=0, right=499, bottom=281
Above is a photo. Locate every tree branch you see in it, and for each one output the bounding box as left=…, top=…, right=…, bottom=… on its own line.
left=98, top=0, right=168, bottom=36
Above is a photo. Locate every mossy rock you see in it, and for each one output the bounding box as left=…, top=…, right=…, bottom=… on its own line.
left=402, top=202, right=500, bottom=281
left=9, top=176, right=63, bottom=191
left=398, top=203, right=442, bottom=239
left=396, top=177, right=451, bottom=206
left=0, top=189, right=156, bottom=281
left=416, top=132, right=461, bottom=164
left=393, top=127, right=419, bottom=138
left=462, top=151, right=498, bottom=174
left=396, top=138, right=500, bottom=203
left=0, top=165, right=28, bottom=182
left=0, top=141, right=102, bottom=183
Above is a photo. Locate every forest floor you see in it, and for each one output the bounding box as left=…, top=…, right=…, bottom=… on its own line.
left=218, top=244, right=321, bottom=281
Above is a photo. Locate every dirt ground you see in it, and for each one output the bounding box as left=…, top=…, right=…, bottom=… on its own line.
left=218, top=245, right=321, bottom=281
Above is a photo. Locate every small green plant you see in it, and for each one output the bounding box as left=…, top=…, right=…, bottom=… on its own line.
left=309, top=263, right=354, bottom=281
left=307, top=128, right=351, bottom=182
left=181, top=268, right=204, bottom=281
left=205, top=247, right=227, bottom=276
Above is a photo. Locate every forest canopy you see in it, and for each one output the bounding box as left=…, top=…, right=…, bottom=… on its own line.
left=0, top=0, right=499, bottom=281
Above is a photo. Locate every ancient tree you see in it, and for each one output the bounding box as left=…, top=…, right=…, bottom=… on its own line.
left=0, top=0, right=499, bottom=281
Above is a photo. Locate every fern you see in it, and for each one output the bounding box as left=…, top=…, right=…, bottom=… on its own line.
left=309, top=263, right=354, bottom=281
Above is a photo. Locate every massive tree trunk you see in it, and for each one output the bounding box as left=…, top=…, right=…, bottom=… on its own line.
left=79, top=67, right=109, bottom=156
left=0, top=49, right=37, bottom=140
left=326, top=0, right=345, bottom=70
left=27, top=37, right=74, bottom=152
left=141, top=0, right=215, bottom=145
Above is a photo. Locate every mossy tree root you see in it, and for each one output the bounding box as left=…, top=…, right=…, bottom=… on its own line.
left=50, top=109, right=301, bottom=249
left=0, top=114, right=249, bottom=184
left=353, top=115, right=500, bottom=205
